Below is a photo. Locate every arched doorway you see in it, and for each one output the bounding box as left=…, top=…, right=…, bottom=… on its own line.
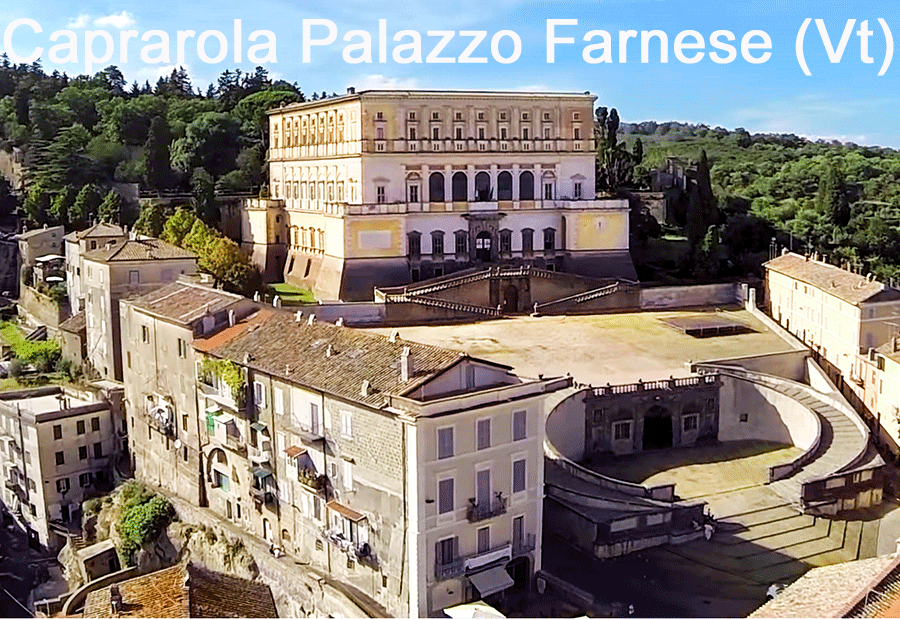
left=642, top=405, right=673, bottom=450
left=497, top=171, right=513, bottom=200
left=519, top=171, right=534, bottom=200
left=503, top=285, right=519, bottom=313
left=475, top=232, right=492, bottom=262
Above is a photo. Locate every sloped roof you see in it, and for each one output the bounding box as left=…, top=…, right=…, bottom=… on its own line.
left=83, top=238, right=196, bottom=263
left=82, top=563, right=278, bottom=618
left=764, top=252, right=900, bottom=305
left=193, top=310, right=465, bottom=408
left=18, top=225, right=64, bottom=240
left=127, top=282, right=246, bottom=326
left=749, top=555, right=899, bottom=618
left=65, top=222, right=126, bottom=242
left=59, top=310, right=86, bottom=333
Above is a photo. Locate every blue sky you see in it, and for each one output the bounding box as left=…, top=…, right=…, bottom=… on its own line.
left=4, top=0, right=900, bottom=146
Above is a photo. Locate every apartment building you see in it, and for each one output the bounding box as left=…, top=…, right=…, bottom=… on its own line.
left=171, top=309, right=569, bottom=617
left=245, top=89, right=634, bottom=300
left=120, top=280, right=257, bottom=506
left=764, top=251, right=900, bottom=378
left=83, top=237, right=196, bottom=381
left=18, top=224, right=64, bottom=268
left=0, top=386, right=121, bottom=549
left=64, top=223, right=128, bottom=314
left=858, top=337, right=900, bottom=456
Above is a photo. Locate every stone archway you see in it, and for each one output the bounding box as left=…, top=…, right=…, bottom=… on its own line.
left=464, top=213, right=505, bottom=263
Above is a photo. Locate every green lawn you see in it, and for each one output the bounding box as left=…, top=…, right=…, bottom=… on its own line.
left=267, top=283, right=316, bottom=306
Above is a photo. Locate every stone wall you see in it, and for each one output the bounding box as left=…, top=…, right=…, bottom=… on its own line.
left=18, top=285, right=69, bottom=330
left=640, top=282, right=744, bottom=309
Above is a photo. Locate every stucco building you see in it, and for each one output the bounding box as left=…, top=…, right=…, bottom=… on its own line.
left=764, top=251, right=900, bottom=379
left=858, top=337, right=900, bottom=457
left=0, top=386, right=121, bottom=549
left=18, top=225, right=64, bottom=268
left=120, top=280, right=257, bottom=507
left=244, top=89, right=635, bottom=300
left=65, top=223, right=128, bottom=315
left=83, top=237, right=196, bottom=381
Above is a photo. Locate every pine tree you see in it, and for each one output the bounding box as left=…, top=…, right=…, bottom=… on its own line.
left=142, top=116, right=172, bottom=192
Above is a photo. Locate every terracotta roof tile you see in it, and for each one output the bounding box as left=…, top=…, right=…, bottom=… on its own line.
left=82, top=563, right=278, bottom=618
left=765, top=252, right=900, bottom=306
left=84, top=238, right=196, bottom=263
left=194, top=311, right=464, bottom=408
left=127, top=282, right=247, bottom=326
left=59, top=310, right=86, bottom=333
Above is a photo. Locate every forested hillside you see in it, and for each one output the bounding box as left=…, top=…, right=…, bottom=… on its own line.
left=621, top=120, right=900, bottom=283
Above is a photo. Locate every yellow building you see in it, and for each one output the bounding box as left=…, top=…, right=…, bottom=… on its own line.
left=244, top=89, right=635, bottom=301
left=859, top=338, right=900, bottom=456
left=764, top=251, right=900, bottom=379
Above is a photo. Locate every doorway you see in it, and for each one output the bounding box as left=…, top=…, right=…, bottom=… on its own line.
left=642, top=406, right=673, bottom=450
left=503, top=285, right=519, bottom=313
left=476, top=232, right=492, bottom=262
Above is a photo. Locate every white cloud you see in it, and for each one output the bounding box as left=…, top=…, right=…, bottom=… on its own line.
left=66, top=15, right=90, bottom=29
left=355, top=74, right=422, bottom=90
left=94, top=11, right=136, bottom=29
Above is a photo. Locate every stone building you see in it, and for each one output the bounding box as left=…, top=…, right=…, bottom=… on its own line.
left=17, top=225, right=64, bottom=269
left=0, top=385, right=122, bottom=549
left=584, top=375, right=720, bottom=458
left=83, top=237, right=196, bottom=381
left=244, top=89, right=635, bottom=300
left=159, top=309, right=569, bottom=617
left=765, top=251, right=900, bottom=380
left=858, top=337, right=900, bottom=457
left=120, top=280, right=257, bottom=507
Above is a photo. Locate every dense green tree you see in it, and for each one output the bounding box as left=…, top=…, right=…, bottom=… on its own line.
left=49, top=185, right=77, bottom=225
left=133, top=202, right=166, bottom=237
left=98, top=190, right=122, bottom=223
left=71, top=184, right=102, bottom=226
left=142, top=115, right=172, bottom=191
left=161, top=208, right=199, bottom=247
left=191, top=168, right=218, bottom=224
left=23, top=182, right=51, bottom=225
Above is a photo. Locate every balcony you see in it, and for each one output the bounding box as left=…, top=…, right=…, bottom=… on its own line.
left=322, top=529, right=379, bottom=569
left=467, top=495, right=507, bottom=523
left=249, top=486, right=275, bottom=504
left=224, top=435, right=247, bottom=457
left=248, top=445, right=272, bottom=465
left=199, top=381, right=242, bottom=413
left=297, top=468, right=328, bottom=496
left=435, top=534, right=536, bottom=580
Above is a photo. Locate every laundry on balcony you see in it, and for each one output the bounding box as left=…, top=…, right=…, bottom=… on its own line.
left=467, top=566, right=515, bottom=598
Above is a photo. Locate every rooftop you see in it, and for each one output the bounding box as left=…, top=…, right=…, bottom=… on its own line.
left=18, top=225, right=64, bottom=240
left=877, top=337, right=900, bottom=365
left=764, top=252, right=900, bottom=305
left=271, top=89, right=595, bottom=114
left=749, top=555, right=900, bottom=618
left=83, top=237, right=195, bottom=263
left=127, top=281, right=247, bottom=326
left=82, top=562, right=278, bottom=618
left=0, top=387, right=107, bottom=422
left=59, top=310, right=86, bottom=333
left=65, top=222, right=126, bottom=242
left=194, top=310, right=466, bottom=408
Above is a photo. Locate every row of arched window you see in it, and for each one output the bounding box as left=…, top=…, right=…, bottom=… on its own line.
left=426, top=171, right=536, bottom=202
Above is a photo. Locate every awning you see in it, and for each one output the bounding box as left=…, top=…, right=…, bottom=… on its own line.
left=467, top=567, right=514, bottom=598
left=250, top=422, right=268, bottom=433
left=327, top=500, right=366, bottom=522
left=284, top=445, right=306, bottom=458
left=205, top=406, right=222, bottom=415
left=250, top=466, right=273, bottom=479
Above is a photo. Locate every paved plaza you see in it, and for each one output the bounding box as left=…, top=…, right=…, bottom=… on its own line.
left=369, top=309, right=794, bottom=385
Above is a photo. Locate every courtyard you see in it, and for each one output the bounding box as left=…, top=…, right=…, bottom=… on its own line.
left=369, top=308, right=795, bottom=385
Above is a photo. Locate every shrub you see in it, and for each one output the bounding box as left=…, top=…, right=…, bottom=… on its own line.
left=116, top=485, right=175, bottom=567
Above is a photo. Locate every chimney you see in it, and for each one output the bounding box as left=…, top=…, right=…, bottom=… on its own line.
left=244, top=352, right=252, bottom=364
left=389, top=330, right=400, bottom=343
left=335, top=317, right=344, bottom=327
left=347, top=86, right=356, bottom=94
left=110, top=584, right=123, bottom=614
left=307, top=314, right=316, bottom=325
left=295, top=310, right=303, bottom=322
left=361, top=379, right=372, bottom=397
left=400, top=347, right=412, bottom=382
left=228, top=309, right=235, bottom=327
left=326, top=344, right=334, bottom=357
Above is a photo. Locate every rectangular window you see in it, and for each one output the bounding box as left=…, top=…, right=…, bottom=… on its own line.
left=455, top=126, right=463, bottom=140
left=56, top=478, right=69, bottom=494
left=574, top=182, right=582, bottom=199
left=79, top=472, right=92, bottom=487
left=477, top=418, right=491, bottom=450
left=376, top=186, right=386, bottom=204
left=513, top=458, right=526, bottom=493
left=437, top=427, right=454, bottom=459
left=438, top=478, right=454, bottom=514
left=91, top=417, right=100, bottom=432
left=409, top=185, right=419, bottom=203
left=408, top=126, right=417, bottom=140
left=513, top=515, right=524, bottom=547
left=129, top=270, right=140, bottom=284
left=574, top=127, right=581, bottom=139
left=683, top=415, right=699, bottom=432
left=522, top=127, right=530, bottom=140
left=93, top=443, right=103, bottom=458
left=53, top=424, right=62, bottom=440
left=310, top=403, right=320, bottom=435
left=613, top=421, right=631, bottom=441
left=513, top=410, right=527, bottom=441
left=76, top=420, right=85, bottom=435
left=178, top=339, right=186, bottom=359
left=55, top=451, right=65, bottom=466
left=341, top=411, right=353, bottom=438
left=477, top=526, right=490, bottom=553
left=79, top=445, right=88, bottom=460
left=437, top=536, right=457, bottom=565
left=544, top=183, right=553, bottom=200
left=141, top=325, right=149, bottom=343
left=432, top=126, right=440, bottom=140
left=432, top=234, right=444, bottom=256
left=273, top=388, right=284, bottom=416
left=500, top=127, right=507, bottom=140
left=254, top=381, right=267, bottom=408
